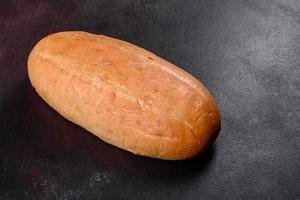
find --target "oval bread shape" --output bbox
[28,31,221,160]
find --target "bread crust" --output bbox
[28,31,221,160]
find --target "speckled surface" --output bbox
[0,0,299,199]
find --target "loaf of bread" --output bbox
[28,31,220,160]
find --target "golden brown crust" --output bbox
[28,31,221,160]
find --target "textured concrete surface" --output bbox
[0,0,299,199]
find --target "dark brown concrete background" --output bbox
[0,0,299,199]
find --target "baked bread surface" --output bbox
[28,31,221,160]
